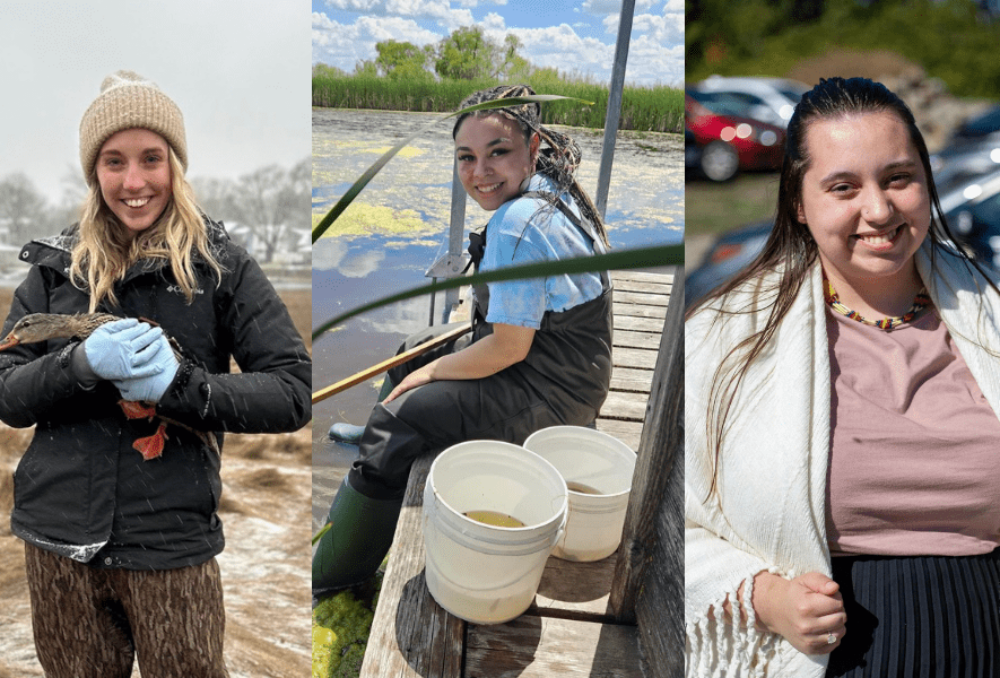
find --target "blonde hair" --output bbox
[70,149,224,312]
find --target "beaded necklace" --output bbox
[823,277,931,331]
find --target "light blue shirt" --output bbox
[478,174,607,330]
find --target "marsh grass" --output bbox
[312,74,683,133]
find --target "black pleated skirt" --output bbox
[826,549,1000,677]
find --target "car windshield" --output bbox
[687,90,758,119]
[776,84,807,102]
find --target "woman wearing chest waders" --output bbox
[0,70,311,677]
[685,77,1000,677]
[313,84,615,592]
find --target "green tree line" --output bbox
[686,0,1000,99]
[312,26,683,134]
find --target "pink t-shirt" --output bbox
[825,305,1000,557]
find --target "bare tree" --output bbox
[0,174,50,245]
[223,158,310,263]
[190,176,235,223]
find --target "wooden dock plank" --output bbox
[609,367,654,393]
[612,347,660,371]
[465,616,643,678]
[614,329,665,351]
[612,303,668,320]
[613,290,671,307]
[530,552,617,620]
[598,392,648,422]
[594,419,643,451]
[614,283,673,299]
[611,270,674,287]
[359,456,463,678]
[614,315,670,333]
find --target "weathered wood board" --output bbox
[465,616,644,678]
[359,456,463,678]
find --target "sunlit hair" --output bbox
[453,84,610,248]
[70,148,224,312]
[689,77,1000,499]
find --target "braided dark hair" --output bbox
[453,84,610,247]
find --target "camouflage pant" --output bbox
[24,543,229,678]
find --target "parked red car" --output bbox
[685,92,785,181]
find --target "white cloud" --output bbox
[324,0,383,11]
[482,11,507,30]
[626,34,683,85]
[322,0,475,30]
[313,12,441,68]
[637,10,683,43]
[582,0,656,15]
[603,9,683,44]
[503,24,615,79]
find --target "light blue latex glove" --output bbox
[113,333,180,403]
[83,319,165,381]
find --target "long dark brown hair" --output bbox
[689,77,1000,498]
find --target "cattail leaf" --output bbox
[311,244,681,340]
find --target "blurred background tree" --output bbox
[0,174,47,245]
[686,0,1000,98]
[375,40,436,81]
[434,27,525,80]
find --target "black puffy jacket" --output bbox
[0,220,311,569]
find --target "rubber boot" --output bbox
[328,423,365,444]
[326,376,395,445]
[312,475,403,593]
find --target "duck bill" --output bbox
[0,334,20,351]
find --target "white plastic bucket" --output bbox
[523,426,636,562]
[422,440,567,624]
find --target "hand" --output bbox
[83,319,165,381]
[752,571,847,655]
[383,361,437,404]
[113,333,180,403]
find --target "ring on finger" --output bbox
[826,633,837,645]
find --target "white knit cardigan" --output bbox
[685,241,1000,677]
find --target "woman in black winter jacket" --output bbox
[0,71,311,677]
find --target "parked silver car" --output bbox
[693,76,810,129]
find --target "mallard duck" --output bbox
[0,312,219,461]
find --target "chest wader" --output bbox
[313,195,613,593]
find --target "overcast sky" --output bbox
[0,0,311,201]
[311,0,683,87]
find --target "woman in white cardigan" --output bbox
[686,77,1000,677]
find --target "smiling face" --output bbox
[796,111,931,306]
[454,114,539,211]
[95,128,173,237]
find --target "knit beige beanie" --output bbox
[79,70,187,184]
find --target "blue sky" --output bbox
[312,0,683,86]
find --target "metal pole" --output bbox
[438,159,467,325]
[445,160,467,323]
[595,0,635,220]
